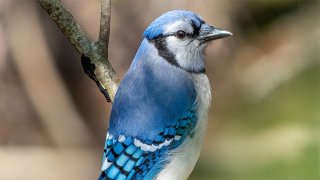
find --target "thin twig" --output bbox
[38,0,119,102]
[98,0,111,56]
[38,0,92,55]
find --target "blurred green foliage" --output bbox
[231,65,319,132]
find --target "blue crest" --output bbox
[143,10,205,39]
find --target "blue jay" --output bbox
[99,10,232,180]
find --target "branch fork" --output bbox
[38,0,118,102]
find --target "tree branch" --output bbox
[38,0,118,102]
[98,0,111,55]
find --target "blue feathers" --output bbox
[98,34,199,179]
[98,9,222,180]
[100,109,197,180]
[143,10,204,40]
[99,136,146,180]
[108,40,197,143]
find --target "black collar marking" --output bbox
[148,37,205,74]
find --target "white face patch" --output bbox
[161,20,206,73]
[166,35,205,73]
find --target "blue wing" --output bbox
[99,109,197,180]
[99,40,198,179]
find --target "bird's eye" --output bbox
[176,30,186,39]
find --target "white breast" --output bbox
[156,73,212,180]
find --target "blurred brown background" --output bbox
[0,0,319,179]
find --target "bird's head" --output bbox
[143,10,232,73]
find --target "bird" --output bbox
[98,10,232,180]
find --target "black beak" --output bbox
[199,24,232,42]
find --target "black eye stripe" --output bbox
[160,21,204,39]
[191,19,204,36]
[157,32,196,39]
